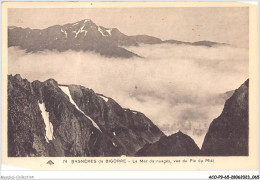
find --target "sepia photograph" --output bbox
[1,1,258,173]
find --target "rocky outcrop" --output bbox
[201,80,249,156]
[8,74,164,157]
[136,131,200,156]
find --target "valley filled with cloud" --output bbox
[8,43,248,147]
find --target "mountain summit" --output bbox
[8,19,139,58]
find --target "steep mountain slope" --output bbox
[8,19,225,58]
[8,74,164,157]
[136,131,200,156]
[201,79,249,156]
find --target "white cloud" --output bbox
[8,43,248,148]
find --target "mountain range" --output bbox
[8,19,227,58]
[8,74,248,157]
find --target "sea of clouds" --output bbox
[8,43,248,147]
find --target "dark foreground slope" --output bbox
[136,131,200,156]
[201,80,249,156]
[8,74,164,157]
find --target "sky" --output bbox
[8,7,248,48]
[8,7,249,147]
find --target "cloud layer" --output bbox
[8,44,248,147]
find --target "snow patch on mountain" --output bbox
[132,111,137,114]
[98,26,107,37]
[72,24,88,38]
[59,86,102,132]
[38,101,54,143]
[61,29,67,38]
[98,95,109,102]
[106,29,112,36]
[45,136,49,143]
